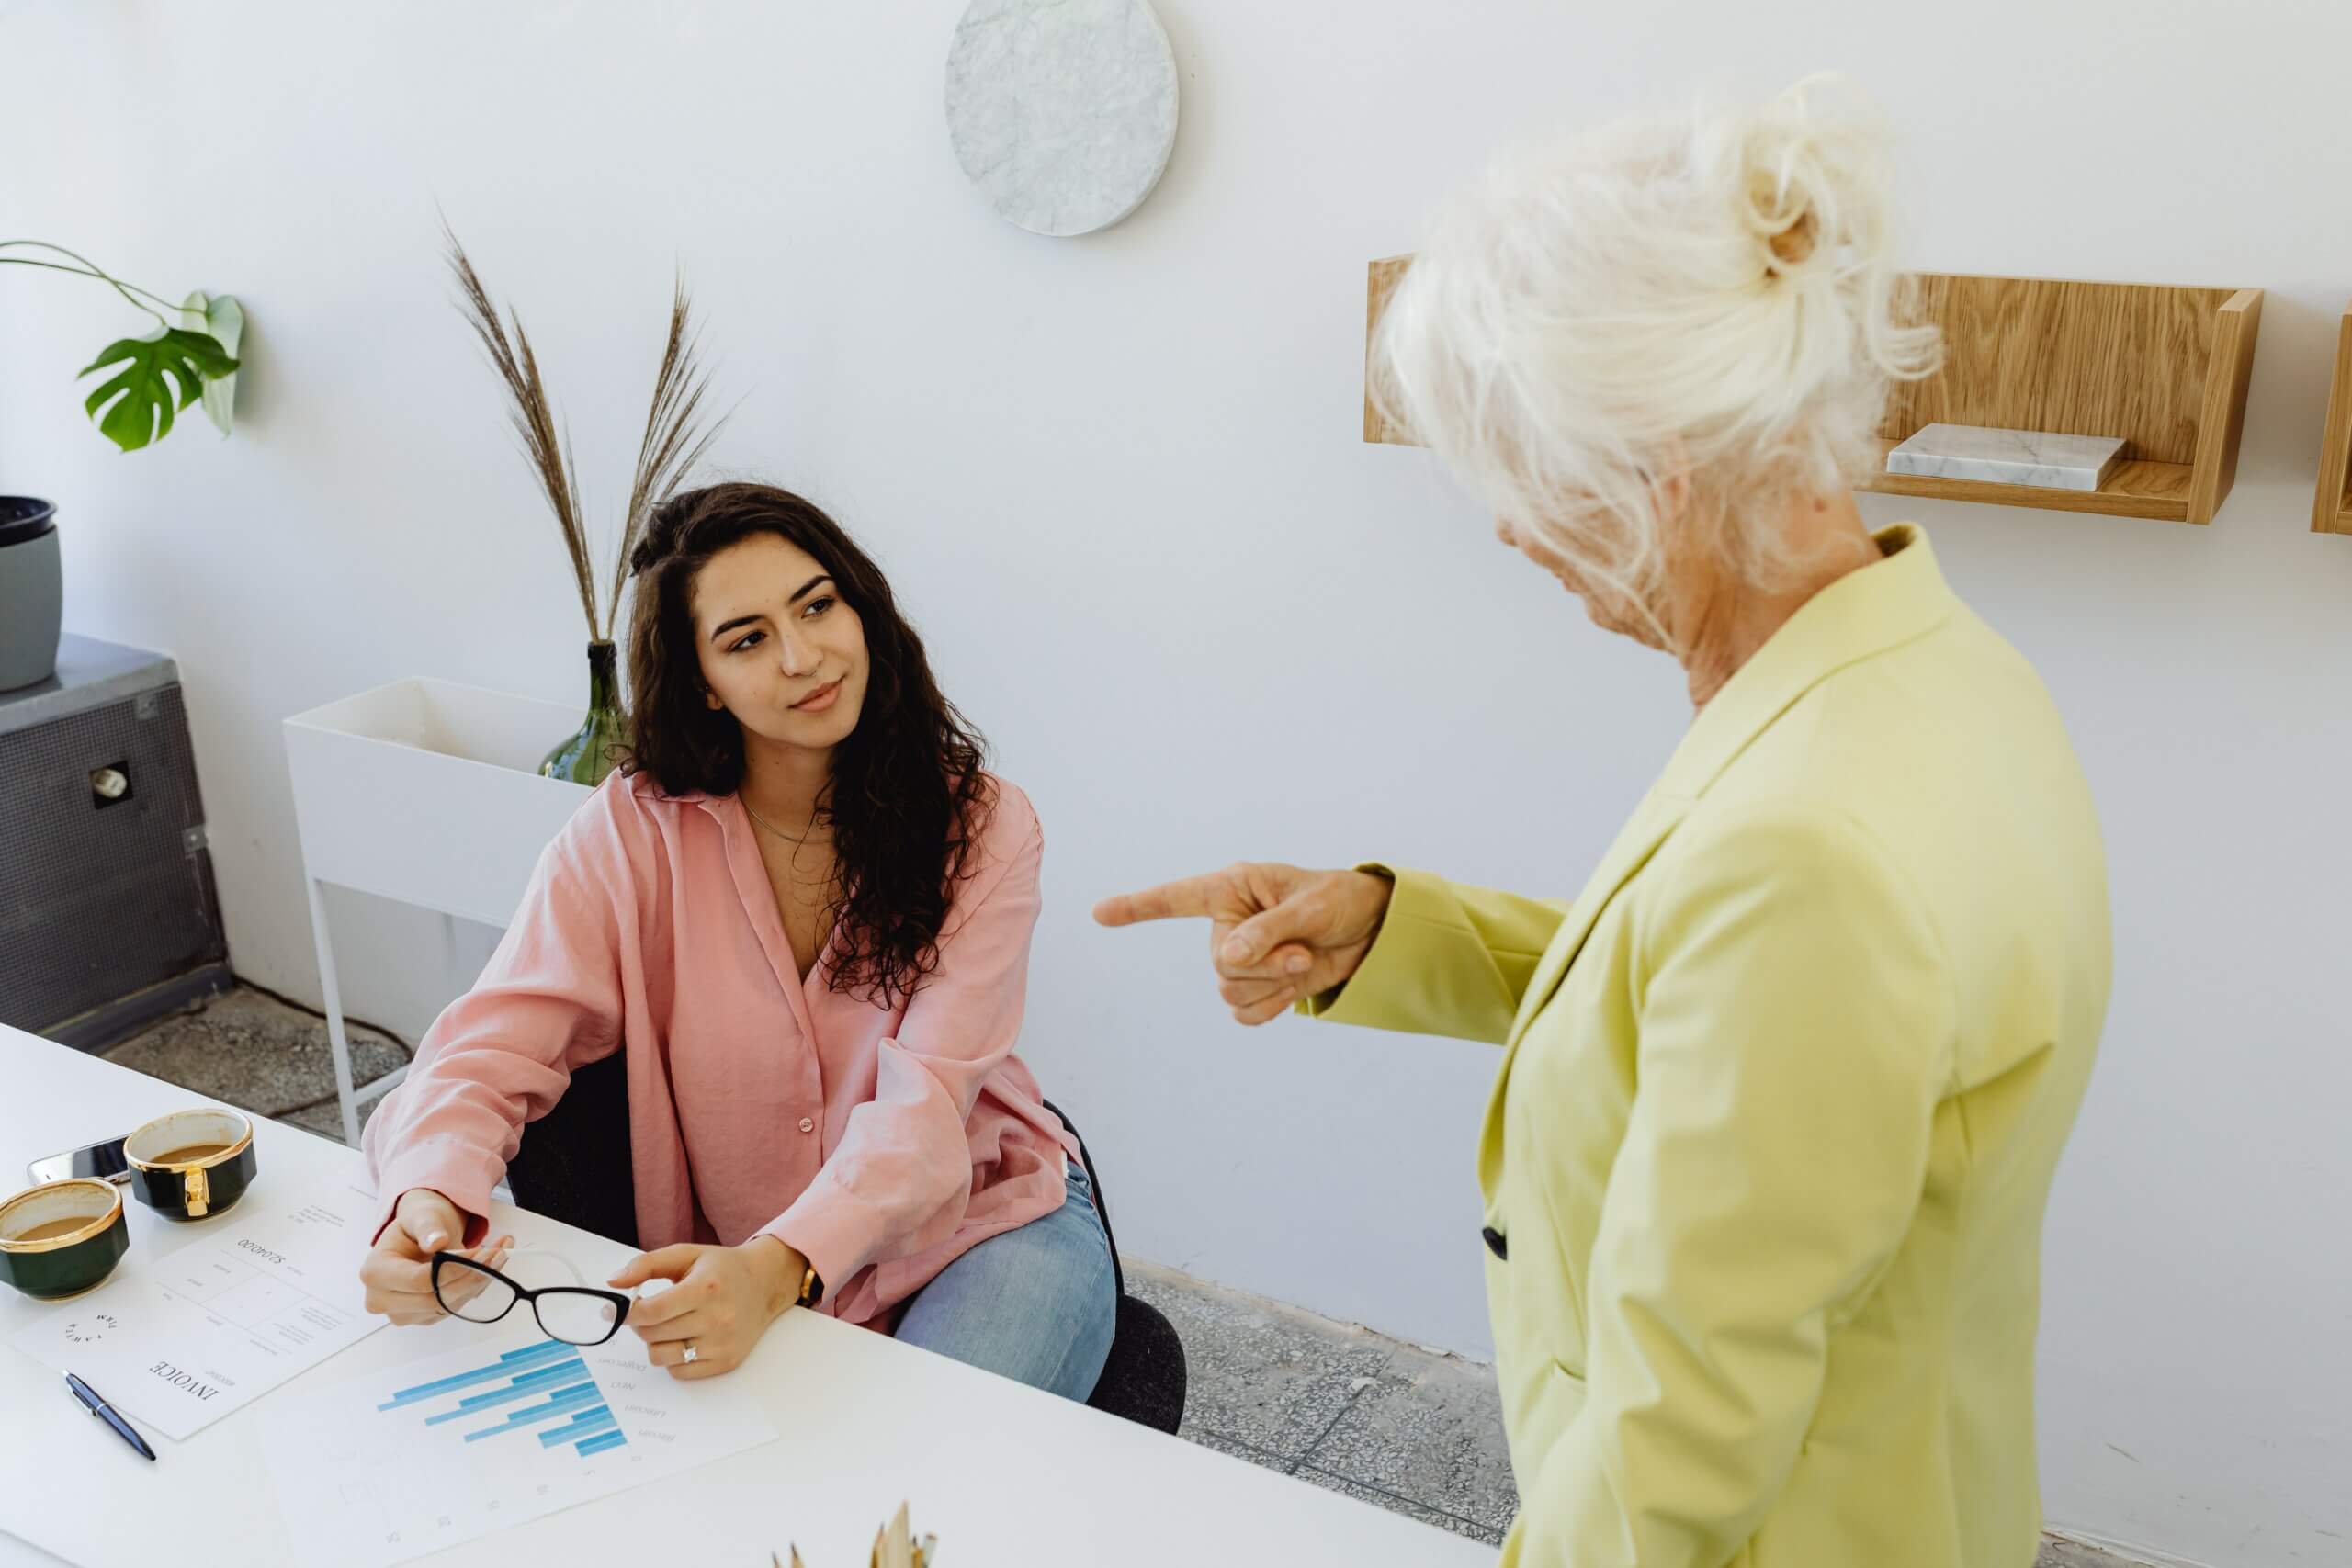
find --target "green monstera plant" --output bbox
[0,241,244,451]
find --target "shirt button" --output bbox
[798,1117,815,1134]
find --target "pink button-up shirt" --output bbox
[361,769,1078,1330]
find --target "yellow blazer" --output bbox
[1309,526,2110,1568]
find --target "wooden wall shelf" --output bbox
[1868,274,2261,525]
[1363,254,1414,446]
[2312,303,2352,535]
[1363,260,2264,525]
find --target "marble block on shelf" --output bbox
[1885,423,2126,491]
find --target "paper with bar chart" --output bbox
[258,1322,776,1566]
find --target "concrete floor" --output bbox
[1124,1265,2143,1567]
[102,986,2144,1564]
[1124,1259,1517,1544]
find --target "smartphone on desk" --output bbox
[27,1134,130,1186]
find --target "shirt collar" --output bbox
[622,768,728,817]
[1654,523,1957,802]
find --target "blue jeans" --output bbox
[891,1163,1117,1403]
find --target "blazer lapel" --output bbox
[1476,524,1962,1200]
[1508,790,1688,1048]
[1478,788,1688,1195]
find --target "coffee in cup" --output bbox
[0,1179,130,1300]
[125,1108,257,1221]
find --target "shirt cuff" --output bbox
[1296,863,1432,1025]
[368,1140,503,1248]
[758,1182,874,1308]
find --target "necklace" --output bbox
[743,796,827,846]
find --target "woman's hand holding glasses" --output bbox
[606,1236,808,1380]
[358,1190,802,1378]
[360,1187,515,1325]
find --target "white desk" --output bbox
[0,1024,1491,1567]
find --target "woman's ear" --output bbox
[1647,439,1694,529]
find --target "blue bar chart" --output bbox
[374,1339,630,1458]
[263,1323,776,1568]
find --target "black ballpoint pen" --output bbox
[65,1371,157,1461]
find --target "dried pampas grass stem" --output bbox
[616,279,726,637]
[444,223,730,642]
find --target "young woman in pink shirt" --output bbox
[356,482,1116,1399]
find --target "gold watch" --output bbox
[796,1262,824,1309]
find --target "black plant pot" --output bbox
[0,497,62,693]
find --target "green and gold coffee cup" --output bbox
[126,1108,257,1222]
[0,1179,130,1300]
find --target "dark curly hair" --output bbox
[620,482,992,1009]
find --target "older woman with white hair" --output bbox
[1099,79,2111,1568]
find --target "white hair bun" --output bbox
[1735,74,1890,286]
[1372,73,1940,609]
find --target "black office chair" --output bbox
[503,1053,1187,1434]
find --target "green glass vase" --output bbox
[540,639,630,785]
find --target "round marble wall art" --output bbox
[944,0,1180,238]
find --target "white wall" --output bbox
[6,3,2349,1562]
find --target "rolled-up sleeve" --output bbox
[760,798,1044,1296]
[361,818,629,1248]
[1505,802,1955,1568]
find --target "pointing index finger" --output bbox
[1092,873,1229,928]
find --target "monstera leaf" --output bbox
[78,326,240,452]
[181,291,245,437]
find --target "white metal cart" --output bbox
[282,677,592,1145]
